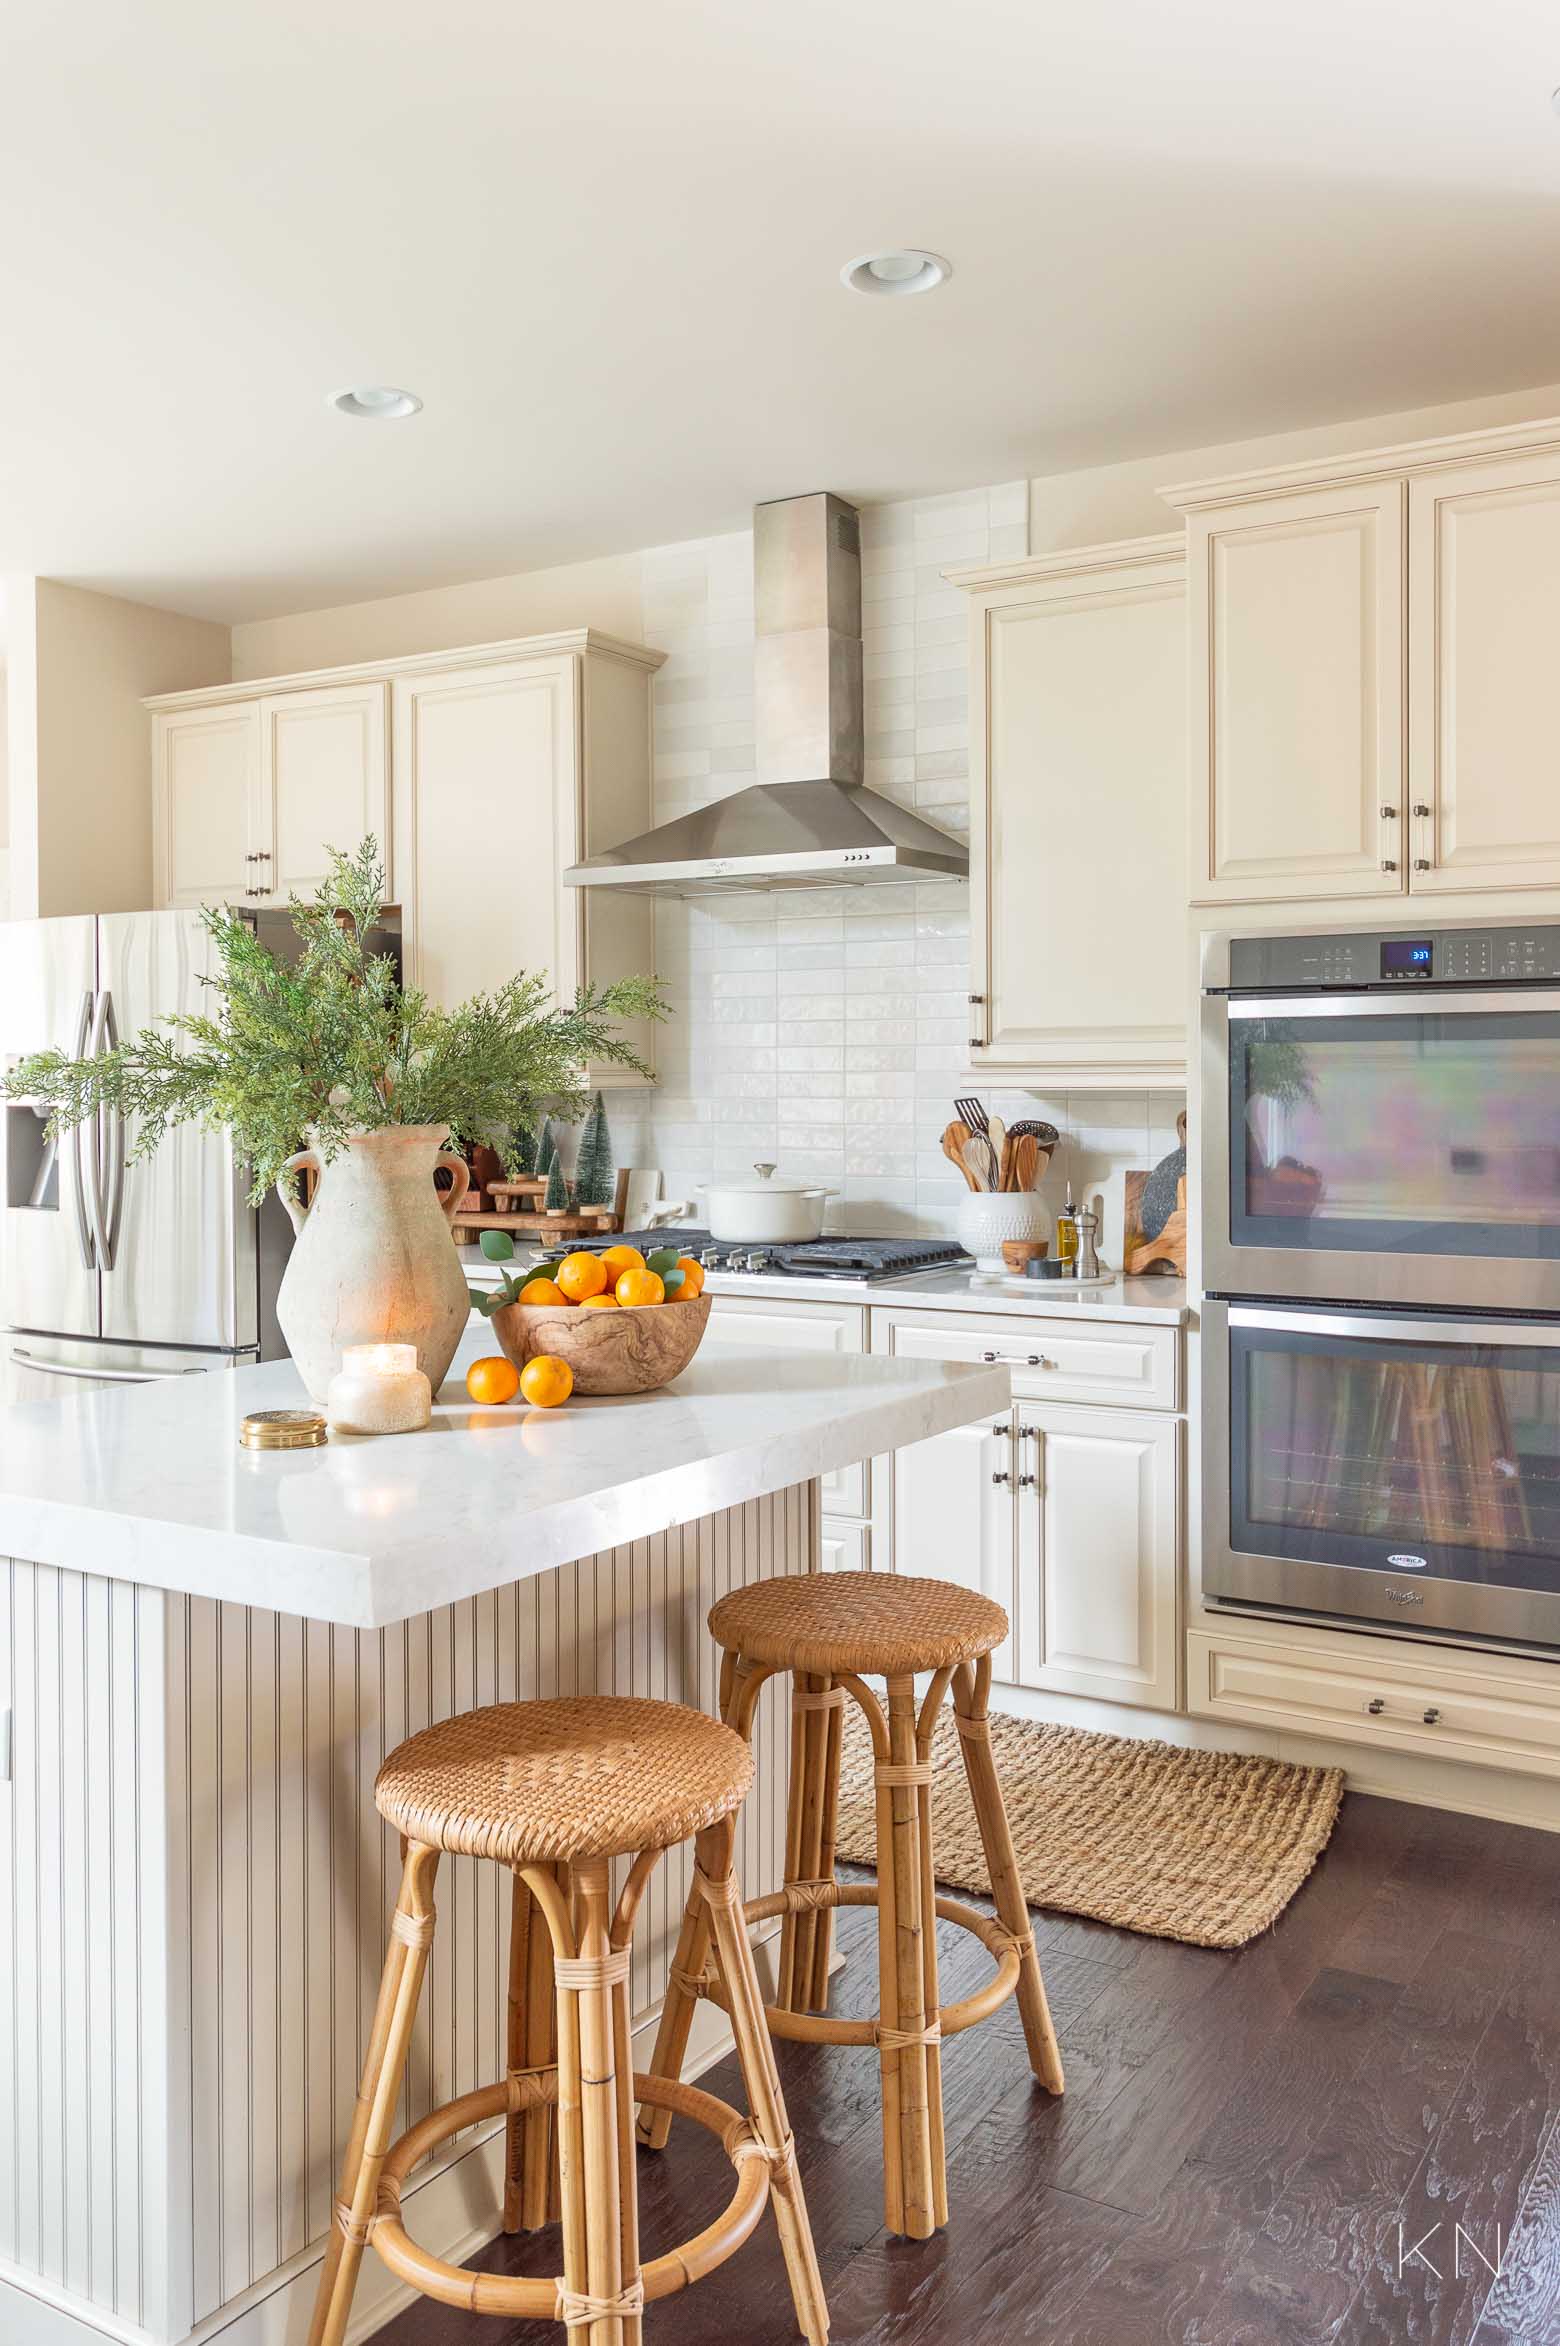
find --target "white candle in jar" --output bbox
[325,1342,433,1435]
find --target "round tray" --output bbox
[968,1269,1116,1294]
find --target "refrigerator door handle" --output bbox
[82,991,116,1270]
[8,1344,161,1384]
[95,989,126,1269]
[68,988,97,1273]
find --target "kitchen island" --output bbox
[0,1332,1009,2346]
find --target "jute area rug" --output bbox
[832,1703,1345,1951]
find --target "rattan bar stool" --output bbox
[308,1695,829,2346]
[640,1572,1064,2242]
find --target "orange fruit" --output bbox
[556,1250,609,1302]
[598,1244,645,1283]
[673,1257,705,1298]
[580,1292,619,1309]
[465,1354,521,1406]
[517,1276,567,1307]
[519,1354,574,1408]
[615,1268,665,1309]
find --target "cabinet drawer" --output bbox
[875,1308,1180,1410]
[706,1296,868,1516]
[1188,1628,1560,1778]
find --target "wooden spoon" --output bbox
[998,1132,1017,1192]
[942,1121,980,1191]
[987,1115,1007,1179]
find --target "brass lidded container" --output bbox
[239,1408,328,1452]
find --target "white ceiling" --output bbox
[6,0,1560,622]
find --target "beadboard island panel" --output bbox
[0,1489,807,2345]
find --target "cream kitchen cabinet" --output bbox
[152,684,387,908]
[872,1304,1184,1712]
[147,630,661,1078]
[1179,480,1406,905]
[1168,415,1560,907]
[257,681,389,899]
[950,538,1188,1088]
[1407,450,1560,894]
[150,702,261,907]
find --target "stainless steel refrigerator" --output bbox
[0,908,259,1396]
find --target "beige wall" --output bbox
[1027,377,1560,553]
[6,578,230,918]
[229,549,644,679]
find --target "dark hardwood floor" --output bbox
[378,1795,1560,2344]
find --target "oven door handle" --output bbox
[1226,988,1560,1021]
[1226,1303,1560,1350]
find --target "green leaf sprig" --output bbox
[1,841,667,1205]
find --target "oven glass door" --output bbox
[1228,996,1560,1265]
[1230,1308,1560,1606]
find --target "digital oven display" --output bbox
[1381,938,1434,979]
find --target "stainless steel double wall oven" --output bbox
[1202,920,1560,1653]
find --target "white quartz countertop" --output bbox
[0,1331,1011,1628]
[465,1249,1189,1325]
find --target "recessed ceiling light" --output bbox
[329,385,422,420]
[840,249,951,298]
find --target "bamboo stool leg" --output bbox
[634,1852,714,2153]
[696,1821,830,2346]
[874,1673,939,2241]
[636,1649,774,2152]
[916,1671,953,2232]
[779,1674,844,2014]
[562,1855,640,2346]
[952,1656,1064,2095]
[503,1865,560,2232]
[307,1842,439,2346]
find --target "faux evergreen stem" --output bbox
[0,841,666,1204]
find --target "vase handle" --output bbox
[277,1147,322,1236]
[436,1153,472,1222]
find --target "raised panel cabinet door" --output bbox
[891,1415,1016,1681]
[1408,454,1560,893]
[393,658,580,1010]
[970,544,1187,1086]
[1188,481,1406,903]
[1017,1405,1180,1708]
[259,683,390,901]
[152,704,261,908]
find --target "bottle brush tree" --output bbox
[574,1090,615,1208]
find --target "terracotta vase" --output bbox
[275,1125,472,1403]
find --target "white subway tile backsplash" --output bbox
[630,485,1179,1236]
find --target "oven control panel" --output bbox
[1226,923,1560,990]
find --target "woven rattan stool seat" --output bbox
[708,1569,1007,1678]
[374,1696,753,1864]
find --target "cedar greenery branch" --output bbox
[0,842,667,1204]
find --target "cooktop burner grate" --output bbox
[593,1229,969,1281]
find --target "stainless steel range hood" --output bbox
[564,491,968,896]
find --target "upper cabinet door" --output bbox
[152,704,261,908]
[1409,454,1560,894]
[1188,481,1406,903]
[392,656,580,1010]
[967,542,1186,1087]
[258,683,390,903]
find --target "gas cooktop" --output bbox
[597,1229,970,1283]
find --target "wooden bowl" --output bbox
[489,1291,713,1396]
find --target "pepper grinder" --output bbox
[1074,1201,1101,1280]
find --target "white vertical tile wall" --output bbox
[609,482,1186,1255]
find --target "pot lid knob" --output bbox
[753,1162,777,1181]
